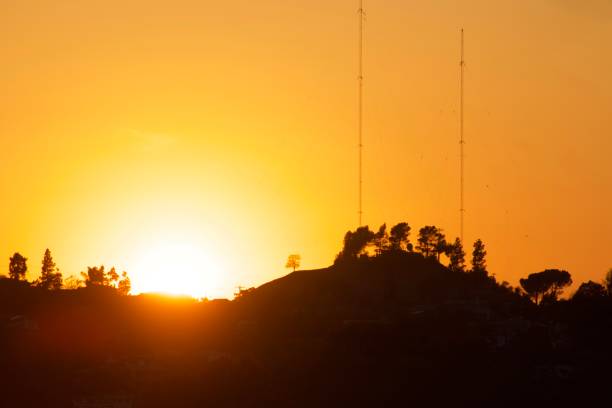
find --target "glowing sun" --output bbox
[131,241,220,299]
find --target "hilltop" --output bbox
[235,250,526,321]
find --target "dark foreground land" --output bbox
[2,252,612,407]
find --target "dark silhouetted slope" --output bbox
[235,251,525,322]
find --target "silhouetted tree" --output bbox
[81,266,106,287]
[336,226,376,261]
[389,222,411,251]
[471,239,487,276]
[520,274,548,305]
[520,269,572,305]
[117,271,131,295]
[416,226,445,259]
[604,268,612,296]
[573,281,606,301]
[373,224,390,255]
[9,253,28,281]
[80,265,131,294]
[286,254,301,272]
[35,249,63,290]
[447,238,466,273]
[545,269,572,301]
[434,235,447,261]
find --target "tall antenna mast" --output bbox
[358,0,365,226]
[459,28,465,243]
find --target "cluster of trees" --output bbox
[3,249,131,295]
[81,266,132,296]
[335,222,488,275]
[334,221,612,307]
[8,250,64,290]
[571,269,612,301]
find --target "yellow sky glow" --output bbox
[1,0,611,298]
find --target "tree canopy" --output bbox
[471,239,487,276]
[286,254,301,272]
[9,252,28,281]
[373,224,390,255]
[573,280,606,301]
[416,226,446,260]
[81,265,131,295]
[389,222,411,251]
[337,223,416,261]
[520,269,572,305]
[82,266,107,287]
[447,238,466,273]
[336,226,376,261]
[35,249,63,290]
[117,271,131,296]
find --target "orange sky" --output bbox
[1,0,611,298]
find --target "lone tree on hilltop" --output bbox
[36,249,63,290]
[286,254,301,272]
[520,269,572,305]
[389,222,411,251]
[470,239,487,276]
[9,252,28,281]
[416,226,446,260]
[447,238,466,273]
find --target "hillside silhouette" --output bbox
[235,251,523,320]
[1,224,612,407]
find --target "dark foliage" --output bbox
[81,266,131,294]
[520,269,572,305]
[471,239,487,276]
[335,226,376,261]
[416,225,446,260]
[9,252,28,281]
[35,249,63,290]
[389,222,411,251]
[573,281,606,301]
[447,237,466,273]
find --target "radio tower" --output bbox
[358,0,365,226]
[459,28,465,243]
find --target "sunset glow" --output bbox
[130,241,221,298]
[3,1,612,406]
[0,0,611,298]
